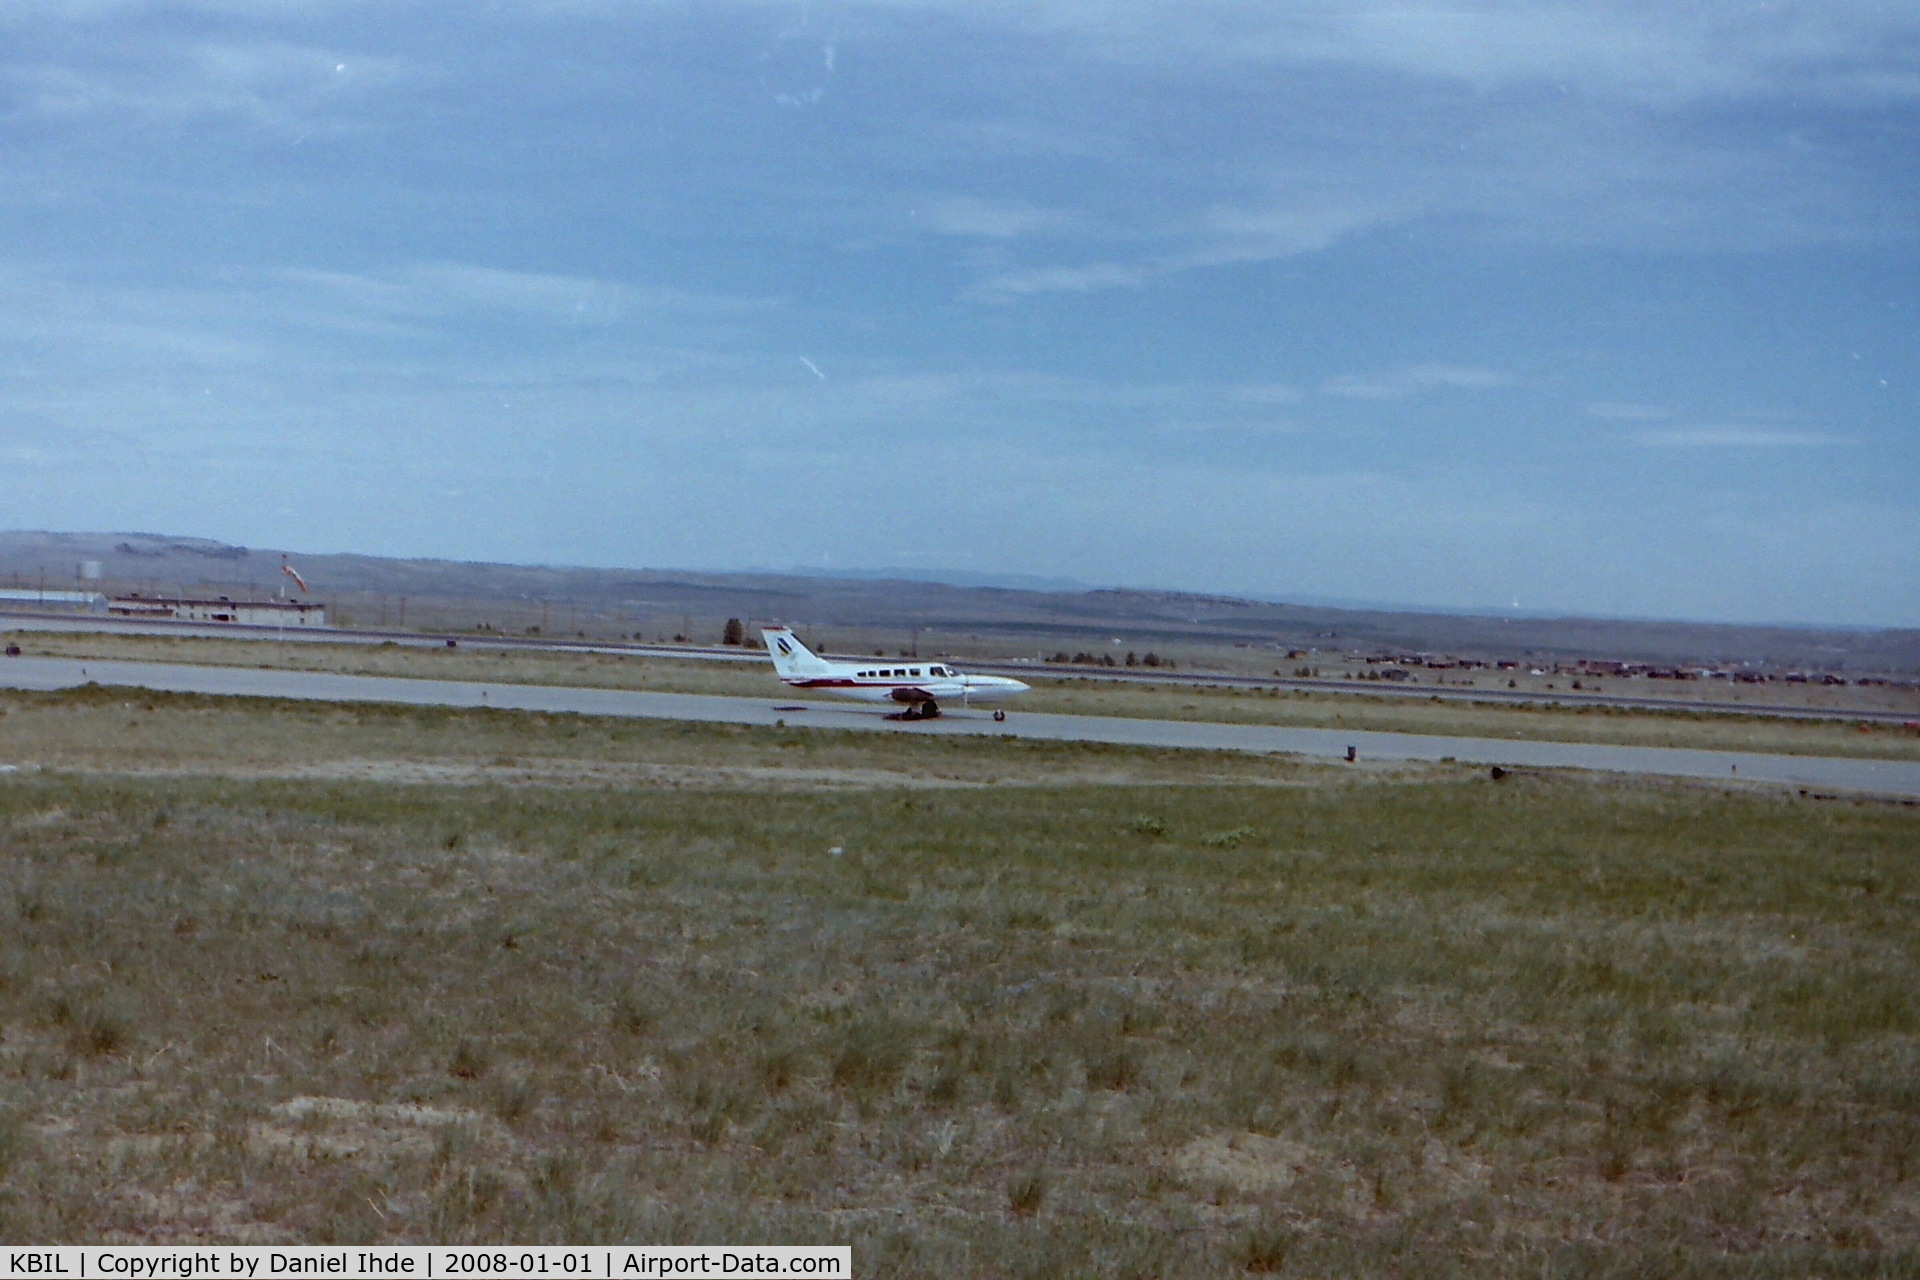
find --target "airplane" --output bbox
[761,626,1030,720]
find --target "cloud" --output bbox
[1628,427,1846,448]
[957,198,1403,303]
[1322,365,1516,399]
[962,261,1147,302]
[1402,363,1516,389]
[895,1,1920,108]
[919,195,1074,239]
[1197,200,1393,259]
[1320,374,1404,401]
[389,263,633,325]
[1586,401,1673,421]
[2,36,404,135]
[272,263,773,336]
[914,5,1919,308]
[1226,384,1302,405]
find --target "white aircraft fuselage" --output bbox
[762,626,1029,718]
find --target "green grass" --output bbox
[0,694,1917,1273]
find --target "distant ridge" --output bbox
[757,566,1092,594]
[1,530,1914,672]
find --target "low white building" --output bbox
[0,588,106,613]
[108,596,327,627]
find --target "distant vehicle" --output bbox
[761,626,1029,720]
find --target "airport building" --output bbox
[0,588,107,613]
[107,595,328,627]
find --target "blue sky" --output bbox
[0,1,1914,624]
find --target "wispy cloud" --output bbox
[962,261,1147,302]
[1320,374,1404,401]
[274,263,773,333]
[2,37,403,134]
[1629,427,1846,448]
[905,1,1920,107]
[1226,384,1302,405]
[919,196,1074,239]
[958,199,1398,303]
[1322,364,1516,399]
[1587,401,1673,421]
[1403,363,1516,390]
[1196,200,1393,260]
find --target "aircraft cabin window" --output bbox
[911,668,922,676]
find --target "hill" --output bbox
[2,530,1914,673]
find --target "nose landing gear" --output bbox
[993,709,1007,722]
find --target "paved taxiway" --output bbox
[3,612,1915,724]
[2,655,1916,799]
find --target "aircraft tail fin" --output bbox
[761,626,832,680]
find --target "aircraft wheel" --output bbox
[993,709,1006,722]
[922,700,940,718]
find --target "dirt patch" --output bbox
[253,1095,504,1162]
[1173,1131,1325,1197]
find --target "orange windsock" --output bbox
[282,564,308,592]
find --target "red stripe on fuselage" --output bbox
[788,678,933,692]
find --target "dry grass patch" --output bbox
[0,685,1340,791]
[0,701,1916,1274]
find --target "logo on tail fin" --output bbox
[761,626,829,681]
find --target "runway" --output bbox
[3,655,1917,799]
[6,611,1915,724]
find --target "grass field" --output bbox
[8,629,1920,763]
[2,687,1917,1273]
